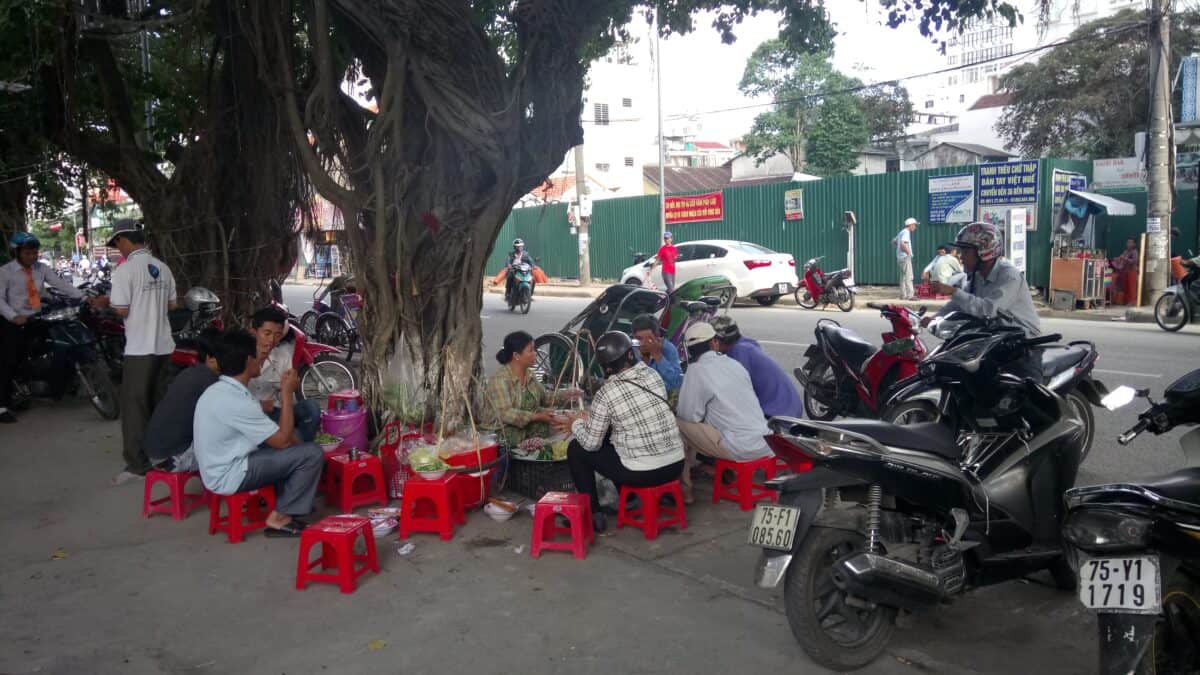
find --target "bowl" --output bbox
[319,439,343,454]
[484,503,515,522]
[415,469,447,480]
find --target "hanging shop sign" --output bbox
[665,191,724,224]
[783,189,804,221]
[1052,169,1088,213]
[927,174,975,223]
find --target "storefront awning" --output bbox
[1066,189,1136,216]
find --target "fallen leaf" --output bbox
[50,549,68,560]
[367,640,387,652]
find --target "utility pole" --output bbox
[572,145,591,286]
[1145,0,1173,304]
[655,8,666,236]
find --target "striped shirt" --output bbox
[571,362,684,471]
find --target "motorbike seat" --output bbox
[1131,467,1200,506]
[819,324,878,372]
[698,296,722,307]
[1041,346,1088,379]
[683,301,710,314]
[819,419,961,461]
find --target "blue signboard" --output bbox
[928,174,975,223]
[977,160,1039,206]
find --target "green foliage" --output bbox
[806,93,870,176]
[997,8,1200,158]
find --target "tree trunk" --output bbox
[0,175,30,246]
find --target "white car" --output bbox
[620,239,798,306]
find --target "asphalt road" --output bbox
[282,284,1200,488]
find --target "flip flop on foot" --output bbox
[264,520,306,538]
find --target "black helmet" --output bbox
[595,331,634,371]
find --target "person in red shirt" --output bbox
[652,231,679,295]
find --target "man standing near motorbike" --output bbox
[107,220,177,485]
[0,233,91,424]
[504,238,535,303]
[923,222,1042,378]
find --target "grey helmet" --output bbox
[513,238,525,250]
[183,286,221,313]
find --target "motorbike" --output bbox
[754,326,1089,671]
[794,256,856,312]
[793,303,933,423]
[1062,372,1200,675]
[297,276,362,361]
[506,261,535,314]
[1154,252,1200,332]
[75,278,126,380]
[629,248,650,266]
[12,299,120,420]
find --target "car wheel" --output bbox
[755,294,781,307]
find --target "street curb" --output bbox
[1124,308,1157,324]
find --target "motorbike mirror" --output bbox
[918,306,928,317]
[1101,385,1139,411]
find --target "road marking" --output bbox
[1094,369,1161,378]
[757,340,810,348]
[480,315,491,319]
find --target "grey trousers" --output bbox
[661,272,676,295]
[897,257,915,299]
[121,354,170,474]
[237,442,324,516]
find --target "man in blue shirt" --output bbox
[710,316,803,419]
[193,330,324,537]
[631,314,682,394]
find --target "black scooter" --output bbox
[12,299,120,420]
[1063,371,1200,675]
[753,326,1089,671]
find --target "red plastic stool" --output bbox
[616,481,688,540]
[142,470,208,520]
[295,515,380,594]
[530,492,595,560]
[712,456,789,511]
[323,452,388,512]
[208,486,277,543]
[398,475,465,541]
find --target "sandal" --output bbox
[264,520,306,538]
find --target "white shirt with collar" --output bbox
[110,248,176,356]
[248,341,296,406]
[0,260,83,321]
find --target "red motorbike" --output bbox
[793,302,936,423]
[793,256,856,312]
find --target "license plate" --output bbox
[1078,555,1161,614]
[748,504,801,551]
[776,282,790,294]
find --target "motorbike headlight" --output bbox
[1063,509,1153,552]
[41,306,80,322]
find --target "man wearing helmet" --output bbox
[0,232,88,423]
[553,331,685,532]
[709,315,802,419]
[504,238,535,304]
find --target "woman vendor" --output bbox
[1109,238,1140,305]
[484,331,565,447]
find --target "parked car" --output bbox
[619,240,798,306]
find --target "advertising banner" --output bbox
[977,160,1039,207]
[784,189,804,221]
[927,174,975,223]
[1092,158,1146,192]
[665,191,724,224]
[1052,169,1088,213]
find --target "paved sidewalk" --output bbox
[0,401,1098,674]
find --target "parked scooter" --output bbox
[506,260,535,314]
[755,325,1088,671]
[1062,373,1200,675]
[76,278,125,380]
[12,299,120,420]
[794,256,855,312]
[1154,252,1200,332]
[793,303,932,423]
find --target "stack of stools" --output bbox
[142,470,208,520]
[295,515,380,594]
[712,456,791,511]
[323,452,388,512]
[616,481,688,540]
[530,492,595,560]
[398,475,465,541]
[208,486,276,543]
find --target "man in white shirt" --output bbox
[106,220,177,485]
[194,329,323,537]
[248,306,321,441]
[0,232,92,423]
[675,322,773,504]
[894,217,918,300]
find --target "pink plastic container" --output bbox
[321,407,368,455]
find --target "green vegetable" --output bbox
[316,433,342,444]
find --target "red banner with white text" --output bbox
[665,191,723,224]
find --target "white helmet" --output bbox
[184,286,221,312]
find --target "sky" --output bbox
[653,5,949,143]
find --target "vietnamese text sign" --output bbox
[1009,209,1028,275]
[665,191,724,224]
[977,160,1039,206]
[927,174,975,223]
[1093,158,1146,192]
[784,189,804,221]
[1052,170,1088,213]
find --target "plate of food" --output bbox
[511,434,571,462]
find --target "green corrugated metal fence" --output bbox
[492,158,1198,289]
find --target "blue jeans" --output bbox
[268,399,321,443]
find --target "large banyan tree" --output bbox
[8,0,1021,419]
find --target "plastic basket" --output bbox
[506,458,575,500]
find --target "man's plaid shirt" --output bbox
[571,362,684,471]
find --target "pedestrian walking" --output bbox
[107,219,177,485]
[651,231,679,295]
[894,217,918,300]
